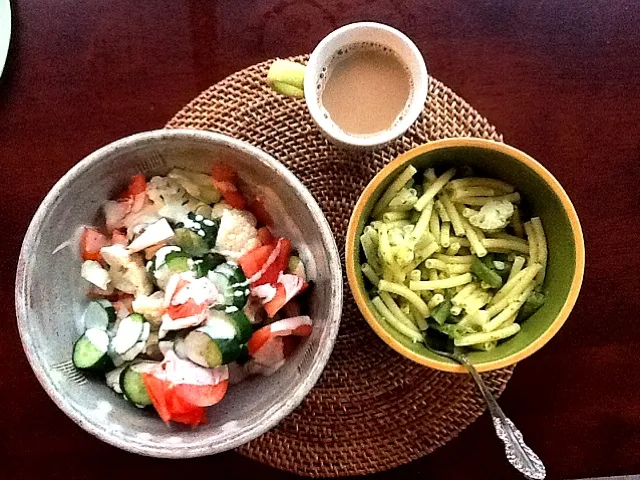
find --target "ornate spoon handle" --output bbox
[462,356,546,480]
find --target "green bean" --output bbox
[470,256,503,288]
[431,299,452,325]
[516,290,546,323]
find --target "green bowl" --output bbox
[345,138,585,372]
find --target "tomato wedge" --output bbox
[111,229,128,246]
[142,374,172,422]
[174,381,229,407]
[171,409,208,426]
[142,374,207,426]
[257,226,276,246]
[254,238,292,286]
[80,227,109,261]
[211,165,246,209]
[119,174,147,199]
[247,326,273,357]
[248,197,273,227]
[211,165,238,183]
[263,284,287,318]
[167,299,207,319]
[238,244,276,278]
[248,316,313,356]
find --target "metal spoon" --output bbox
[423,336,546,480]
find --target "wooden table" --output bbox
[2,1,639,478]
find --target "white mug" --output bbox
[304,22,429,149]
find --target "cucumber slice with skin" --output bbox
[184,310,253,367]
[153,246,183,270]
[175,212,220,252]
[120,362,156,407]
[208,262,250,313]
[106,364,128,393]
[111,314,145,354]
[83,301,110,331]
[173,336,188,359]
[194,253,226,278]
[174,228,209,257]
[204,312,237,339]
[236,344,250,365]
[229,311,252,344]
[73,328,113,372]
[95,299,117,323]
[184,329,242,367]
[164,251,192,273]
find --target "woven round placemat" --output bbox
[167,55,513,477]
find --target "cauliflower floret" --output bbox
[468,199,515,231]
[214,208,259,259]
[210,201,232,219]
[146,176,200,223]
[80,260,111,290]
[100,244,153,296]
[132,291,165,326]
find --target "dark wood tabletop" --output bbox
[2,1,640,479]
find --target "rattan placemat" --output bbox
[167,55,513,477]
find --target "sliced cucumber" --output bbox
[183,310,253,367]
[228,311,252,344]
[83,301,110,331]
[164,250,192,273]
[73,328,113,372]
[111,314,145,354]
[288,255,307,280]
[174,228,209,256]
[120,362,157,407]
[236,344,250,365]
[173,335,188,359]
[106,364,128,393]
[153,245,182,269]
[194,253,226,278]
[95,299,117,323]
[208,262,250,313]
[184,328,242,367]
[175,212,220,253]
[204,311,237,339]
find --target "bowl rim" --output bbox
[15,128,343,457]
[345,137,585,373]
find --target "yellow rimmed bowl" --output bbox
[346,138,585,373]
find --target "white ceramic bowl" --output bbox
[304,22,429,149]
[15,129,343,457]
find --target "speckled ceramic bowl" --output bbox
[346,138,584,373]
[15,129,342,457]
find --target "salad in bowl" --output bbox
[17,130,341,456]
[75,165,313,426]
